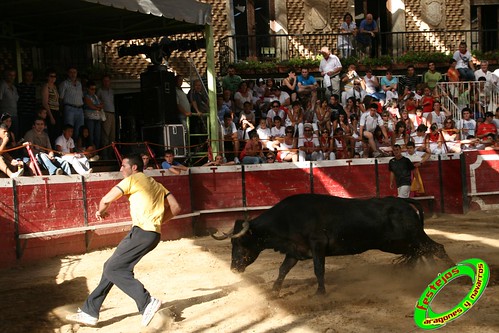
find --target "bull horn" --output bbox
[209,227,233,241]
[230,221,250,239]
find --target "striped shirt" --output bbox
[59,79,83,106]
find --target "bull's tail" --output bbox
[403,198,425,227]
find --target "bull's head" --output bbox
[210,219,260,273]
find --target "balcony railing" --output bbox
[219,29,498,72]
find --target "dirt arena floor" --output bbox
[1,210,498,333]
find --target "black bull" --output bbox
[211,194,453,294]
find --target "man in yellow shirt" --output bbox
[67,154,181,327]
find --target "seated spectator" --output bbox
[240,130,264,164]
[411,124,430,154]
[203,154,235,166]
[380,70,398,102]
[476,112,497,141]
[341,64,366,105]
[24,118,71,175]
[441,118,461,153]
[256,118,274,150]
[285,100,304,137]
[348,113,364,157]
[315,99,331,133]
[296,68,318,106]
[426,100,451,129]
[76,125,99,161]
[385,99,400,123]
[0,123,24,178]
[281,68,298,102]
[360,103,388,157]
[331,127,348,160]
[453,41,475,81]
[380,111,395,133]
[456,107,476,138]
[270,116,286,141]
[319,128,333,160]
[412,106,429,129]
[270,86,291,108]
[399,65,420,95]
[332,112,351,137]
[329,94,346,121]
[265,152,276,163]
[428,123,444,154]
[217,94,231,122]
[423,62,443,92]
[400,110,415,134]
[141,153,156,170]
[234,81,253,115]
[420,86,435,116]
[275,126,298,162]
[298,123,322,162]
[161,149,188,175]
[222,114,240,163]
[392,121,409,151]
[239,101,256,127]
[55,124,92,175]
[363,69,383,100]
[266,101,286,128]
[1,113,17,147]
[403,141,430,166]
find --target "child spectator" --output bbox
[55,124,92,175]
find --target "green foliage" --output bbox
[359,55,392,68]
[232,60,277,73]
[472,49,499,61]
[278,57,320,69]
[397,51,451,65]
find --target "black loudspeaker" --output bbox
[115,92,141,143]
[140,66,178,125]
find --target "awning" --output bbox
[0,0,212,45]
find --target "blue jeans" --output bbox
[85,118,101,148]
[64,106,84,139]
[242,156,263,164]
[458,68,475,81]
[37,153,71,175]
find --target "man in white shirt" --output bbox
[456,107,476,139]
[55,124,92,175]
[298,123,323,162]
[474,61,498,91]
[319,46,342,97]
[360,103,389,157]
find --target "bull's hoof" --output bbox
[315,288,326,296]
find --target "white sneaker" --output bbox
[234,157,240,164]
[10,168,24,178]
[66,308,98,326]
[55,168,63,175]
[373,151,382,158]
[142,297,161,327]
[89,155,100,162]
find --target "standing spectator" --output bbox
[453,41,475,81]
[66,154,181,328]
[296,68,318,106]
[83,81,103,149]
[389,144,415,198]
[298,123,322,162]
[97,75,115,156]
[380,70,399,102]
[175,74,191,133]
[222,65,242,96]
[319,46,343,97]
[161,149,188,174]
[55,124,92,175]
[41,68,61,144]
[0,68,19,138]
[357,13,378,58]
[59,66,84,139]
[24,118,71,175]
[423,62,443,92]
[16,69,37,137]
[456,107,476,138]
[338,13,357,58]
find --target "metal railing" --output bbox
[219,29,498,72]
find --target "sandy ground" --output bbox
[1,211,498,333]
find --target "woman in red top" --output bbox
[240,130,264,164]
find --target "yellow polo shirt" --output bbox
[116,172,169,233]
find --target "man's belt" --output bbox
[65,103,83,108]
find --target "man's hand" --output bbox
[95,210,109,221]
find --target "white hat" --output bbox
[320,46,330,54]
[304,123,313,129]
